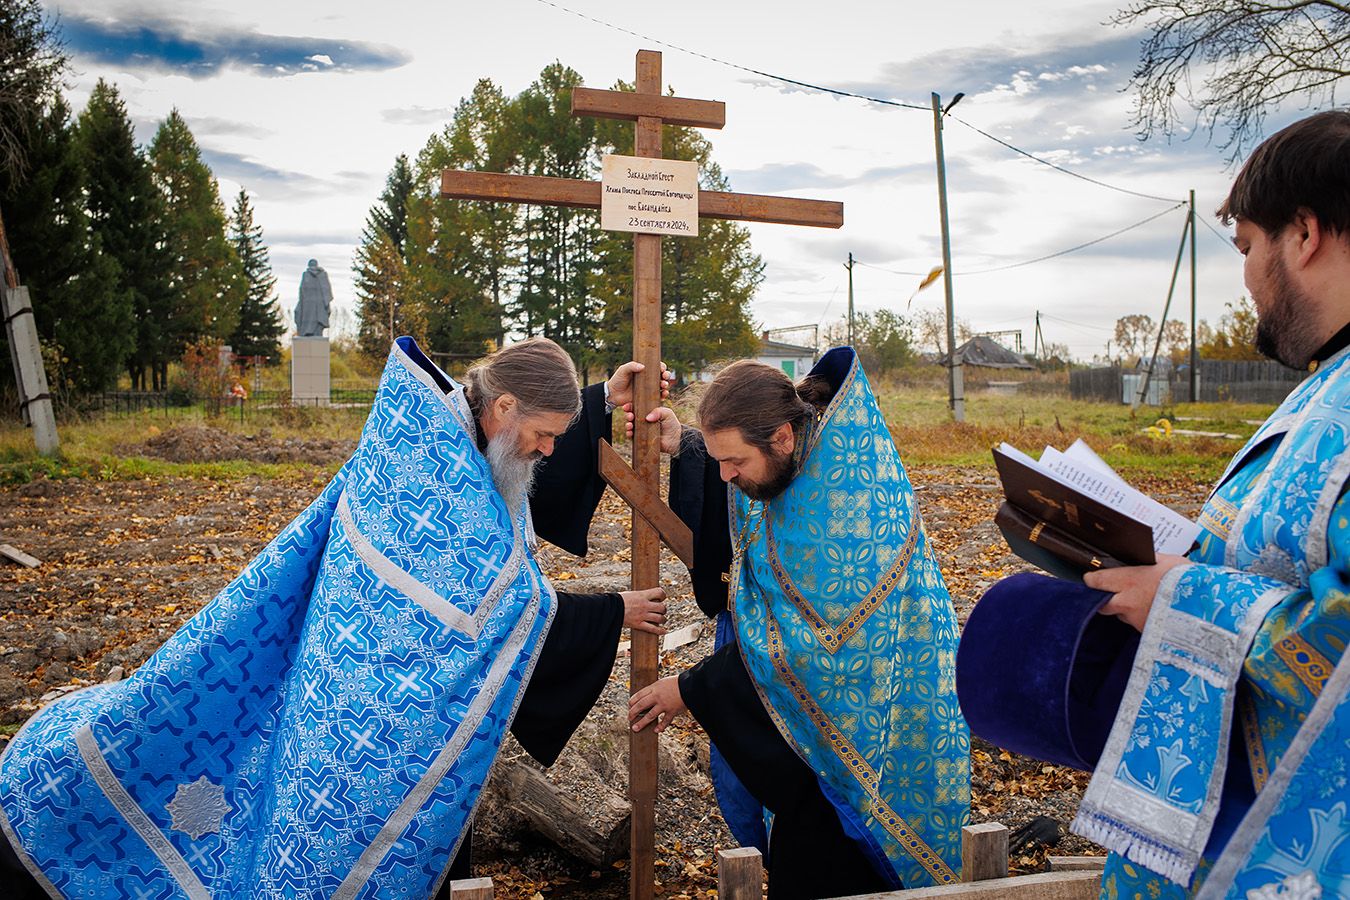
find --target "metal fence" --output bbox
[1070,360,1306,405]
[91,387,379,419]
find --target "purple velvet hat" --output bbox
[956,572,1139,771]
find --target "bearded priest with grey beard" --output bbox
[0,335,668,900]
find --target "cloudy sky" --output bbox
[54,0,1298,359]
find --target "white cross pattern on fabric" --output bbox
[409,507,438,537]
[307,785,337,813]
[349,727,376,752]
[40,771,65,795]
[131,884,157,900]
[394,671,423,694]
[303,679,319,703]
[334,621,360,645]
[99,734,127,762]
[389,403,412,429]
[186,843,211,868]
[276,841,297,870]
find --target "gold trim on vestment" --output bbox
[764,511,921,654]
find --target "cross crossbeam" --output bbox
[440,171,843,228]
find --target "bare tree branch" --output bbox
[1113,0,1349,161]
[0,0,68,181]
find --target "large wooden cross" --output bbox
[441,50,841,899]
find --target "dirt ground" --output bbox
[0,426,1213,897]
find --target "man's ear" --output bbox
[494,393,518,419]
[772,421,795,455]
[1290,208,1325,269]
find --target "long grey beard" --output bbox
[486,432,539,518]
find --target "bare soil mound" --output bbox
[122,425,354,464]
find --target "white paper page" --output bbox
[1035,452,1200,554]
[1063,439,1128,485]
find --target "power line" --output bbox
[853,202,1184,279]
[855,260,932,278]
[949,116,1183,204]
[959,203,1186,275]
[1196,212,1242,255]
[533,0,927,110]
[1039,313,1114,332]
[531,0,1183,206]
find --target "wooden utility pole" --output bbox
[932,92,964,421]
[1189,189,1198,402]
[1134,213,1192,410]
[440,50,842,899]
[846,251,855,346]
[0,208,59,456]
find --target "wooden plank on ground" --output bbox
[1047,856,1107,871]
[961,823,1008,882]
[831,870,1102,899]
[0,544,39,568]
[717,847,763,900]
[449,877,493,900]
[598,439,694,568]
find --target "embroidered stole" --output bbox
[729,349,969,889]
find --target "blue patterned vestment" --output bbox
[1077,345,1350,899]
[728,348,969,889]
[0,338,558,899]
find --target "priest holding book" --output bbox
[959,110,1350,900]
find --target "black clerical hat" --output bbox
[956,572,1140,771]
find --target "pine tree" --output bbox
[513,63,600,370]
[403,79,514,358]
[150,109,243,377]
[76,79,172,390]
[370,154,413,257]
[1,95,131,394]
[353,154,418,357]
[227,189,284,362]
[354,230,422,356]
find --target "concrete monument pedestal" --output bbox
[291,337,330,406]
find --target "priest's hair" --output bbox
[696,360,829,451]
[1218,110,1350,237]
[464,337,581,422]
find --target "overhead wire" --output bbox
[948,116,1183,204]
[532,0,927,110]
[1196,213,1242,255]
[853,202,1185,279]
[958,202,1186,275]
[531,0,1182,204]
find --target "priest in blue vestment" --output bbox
[957,110,1350,900]
[625,352,970,898]
[0,336,668,900]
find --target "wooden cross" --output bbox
[441,49,841,899]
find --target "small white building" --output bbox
[691,336,818,382]
[756,337,817,380]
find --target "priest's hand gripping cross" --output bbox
[440,49,842,900]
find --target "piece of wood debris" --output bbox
[616,622,703,658]
[0,544,40,568]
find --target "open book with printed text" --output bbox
[992,438,1200,582]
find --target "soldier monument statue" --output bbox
[291,259,332,404]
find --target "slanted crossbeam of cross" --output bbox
[440,49,842,900]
